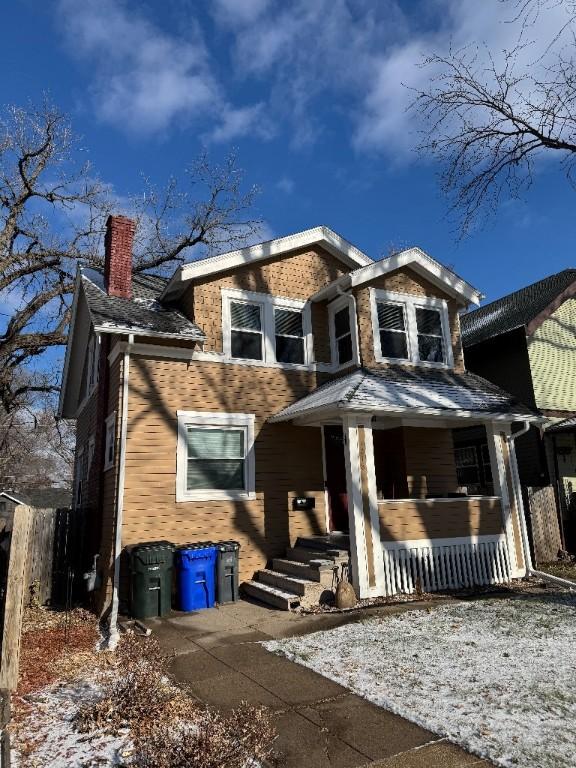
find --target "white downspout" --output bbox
[508,420,576,591]
[108,334,133,648]
[506,421,533,573]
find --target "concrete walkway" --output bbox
[146,599,493,768]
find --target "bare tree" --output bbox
[0,375,75,490]
[411,0,576,234]
[0,101,261,413]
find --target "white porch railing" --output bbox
[381,535,512,596]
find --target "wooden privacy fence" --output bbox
[527,485,562,564]
[24,507,57,605]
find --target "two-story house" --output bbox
[461,270,576,551]
[59,216,538,631]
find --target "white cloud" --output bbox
[56,0,264,139]
[276,176,294,194]
[212,0,270,26]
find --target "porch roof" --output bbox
[546,416,576,433]
[269,366,539,423]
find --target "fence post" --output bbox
[0,504,33,691]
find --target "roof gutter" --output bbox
[107,332,134,649]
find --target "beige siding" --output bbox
[121,356,327,583]
[378,497,503,541]
[403,427,459,498]
[354,268,466,372]
[182,246,349,354]
[528,298,576,412]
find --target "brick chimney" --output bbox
[104,215,135,299]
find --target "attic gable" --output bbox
[159,226,373,301]
[310,246,482,306]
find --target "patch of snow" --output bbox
[12,681,132,768]
[81,268,106,293]
[264,594,576,768]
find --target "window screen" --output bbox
[415,307,444,363]
[186,427,246,491]
[274,308,305,364]
[230,301,263,360]
[334,306,353,365]
[377,302,409,360]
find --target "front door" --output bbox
[323,425,349,532]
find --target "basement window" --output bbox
[176,411,255,502]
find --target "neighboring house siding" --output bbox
[119,355,327,593]
[353,268,466,372]
[463,328,547,486]
[462,328,536,408]
[181,246,349,355]
[378,497,503,541]
[528,298,576,412]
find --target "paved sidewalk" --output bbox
[146,600,492,768]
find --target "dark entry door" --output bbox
[323,425,349,532]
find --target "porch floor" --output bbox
[145,599,492,767]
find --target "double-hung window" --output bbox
[415,307,445,363]
[329,297,356,368]
[230,301,263,361]
[177,411,255,501]
[223,289,310,367]
[103,412,116,471]
[274,308,305,364]
[371,289,452,367]
[376,302,409,361]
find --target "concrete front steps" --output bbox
[241,536,350,611]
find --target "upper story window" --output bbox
[371,289,453,368]
[274,308,305,364]
[328,296,358,369]
[230,301,263,361]
[103,412,116,472]
[223,289,311,367]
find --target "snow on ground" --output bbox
[264,593,576,768]
[12,681,132,768]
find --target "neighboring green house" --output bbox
[461,269,576,551]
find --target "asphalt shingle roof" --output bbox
[271,366,537,422]
[81,268,205,340]
[461,269,576,347]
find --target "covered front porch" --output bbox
[271,367,538,599]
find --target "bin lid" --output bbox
[177,545,217,561]
[128,540,175,553]
[215,540,240,551]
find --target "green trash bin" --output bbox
[216,541,240,604]
[129,541,174,620]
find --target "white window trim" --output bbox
[328,294,360,371]
[75,445,85,505]
[176,410,256,502]
[221,288,313,369]
[87,435,96,474]
[370,288,454,369]
[86,334,101,394]
[104,412,116,472]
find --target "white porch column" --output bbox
[343,415,386,598]
[486,423,524,577]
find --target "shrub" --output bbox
[133,699,275,768]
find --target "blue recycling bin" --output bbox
[176,544,217,611]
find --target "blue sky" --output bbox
[3,0,575,307]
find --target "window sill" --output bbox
[176,490,257,503]
[373,356,451,370]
